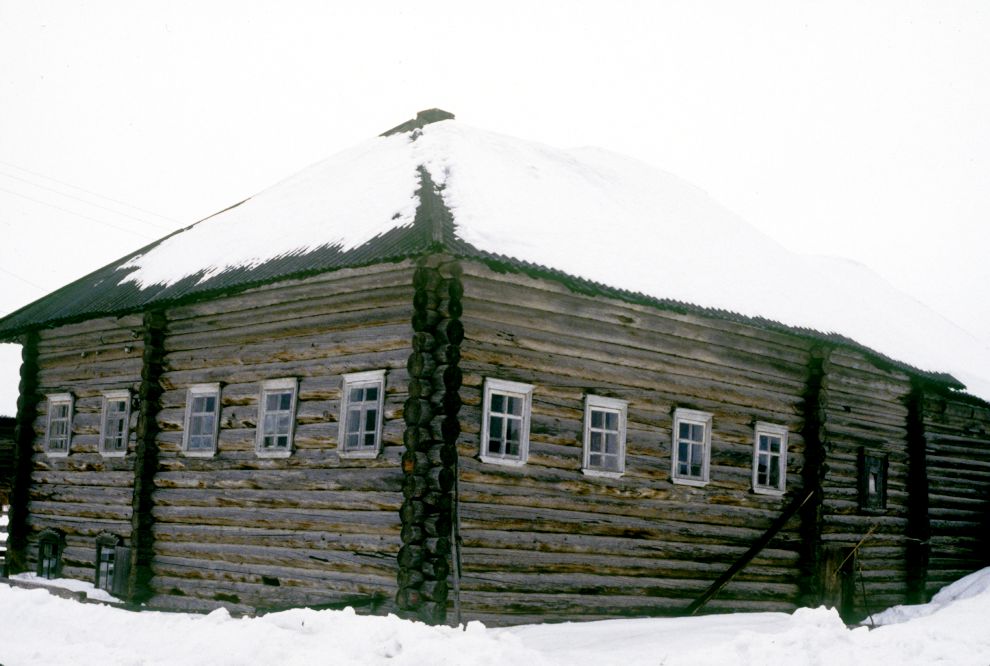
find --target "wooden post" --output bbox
[127,310,166,603]
[6,331,40,573]
[905,378,930,604]
[797,344,831,607]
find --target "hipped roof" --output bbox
[2,110,988,401]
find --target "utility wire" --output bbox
[0,266,48,292]
[0,184,156,240]
[0,158,181,225]
[0,169,175,232]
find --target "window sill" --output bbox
[752,486,785,496]
[479,454,527,467]
[182,449,217,458]
[45,450,70,458]
[338,448,381,459]
[256,449,292,459]
[671,476,708,488]
[100,450,127,458]
[582,468,624,479]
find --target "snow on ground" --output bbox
[1,568,988,666]
[116,120,990,402]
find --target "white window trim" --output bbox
[671,408,712,487]
[479,378,534,467]
[182,383,222,457]
[752,421,788,495]
[581,395,628,478]
[255,378,298,458]
[338,369,387,459]
[99,390,131,458]
[45,393,74,457]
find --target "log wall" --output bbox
[148,263,413,612]
[27,315,144,582]
[454,263,815,625]
[818,349,914,619]
[921,393,990,596]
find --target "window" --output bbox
[671,408,712,486]
[100,390,131,457]
[93,533,130,597]
[752,422,788,494]
[45,393,74,456]
[859,449,888,512]
[339,370,386,458]
[36,529,65,579]
[183,383,221,456]
[480,378,534,466]
[582,395,628,477]
[256,378,297,457]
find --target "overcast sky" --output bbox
[1,1,988,416]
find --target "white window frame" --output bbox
[582,395,628,478]
[338,370,386,459]
[45,393,74,457]
[99,390,131,458]
[671,408,712,487]
[255,378,298,458]
[182,383,222,457]
[752,422,788,495]
[479,378,534,467]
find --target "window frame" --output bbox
[182,383,222,457]
[752,422,788,495]
[859,449,888,513]
[338,370,387,459]
[44,393,74,457]
[255,378,298,458]
[671,408,713,487]
[99,389,132,458]
[93,532,121,593]
[36,528,65,580]
[479,378,534,467]
[581,394,628,478]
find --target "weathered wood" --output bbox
[6,332,40,573]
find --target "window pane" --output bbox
[346,433,359,448]
[350,387,363,402]
[679,422,692,439]
[678,440,689,467]
[589,453,602,468]
[768,456,780,487]
[590,431,602,453]
[346,408,361,434]
[605,411,618,431]
[491,394,504,414]
[603,455,619,472]
[591,410,603,429]
[364,407,377,431]
[365,386,378,401]
[266,393,280,411]
[506,417,521,444]
[279,392,292,411]
[605,433,618,455]
[364,432,376,448]
[506,437,519,457]
[507,396,522,416]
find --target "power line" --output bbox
[0,266,48,292]
[0,159,182,225]
[0,184,157,240]
[0,168,175,232]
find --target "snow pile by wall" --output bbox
[118,120,990,401]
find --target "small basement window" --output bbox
[183,383,221,456]
[582,395,628,477]
[94,533,130,597]
[480,378,534,466]
[859,449,888,512]
[671,408,712,486]
[45,393,74,456]
[36,529,65,579]
[752,422,788,495]
[339,370,386,458]
[256,378,298,457]
[100,390,131,457]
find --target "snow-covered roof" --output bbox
[3,110,989,401]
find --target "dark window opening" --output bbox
[94,533,130,596]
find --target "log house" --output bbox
[1,110,987,625]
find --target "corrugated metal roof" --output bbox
[0,112,968,392]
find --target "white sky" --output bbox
[1,1,988,416]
